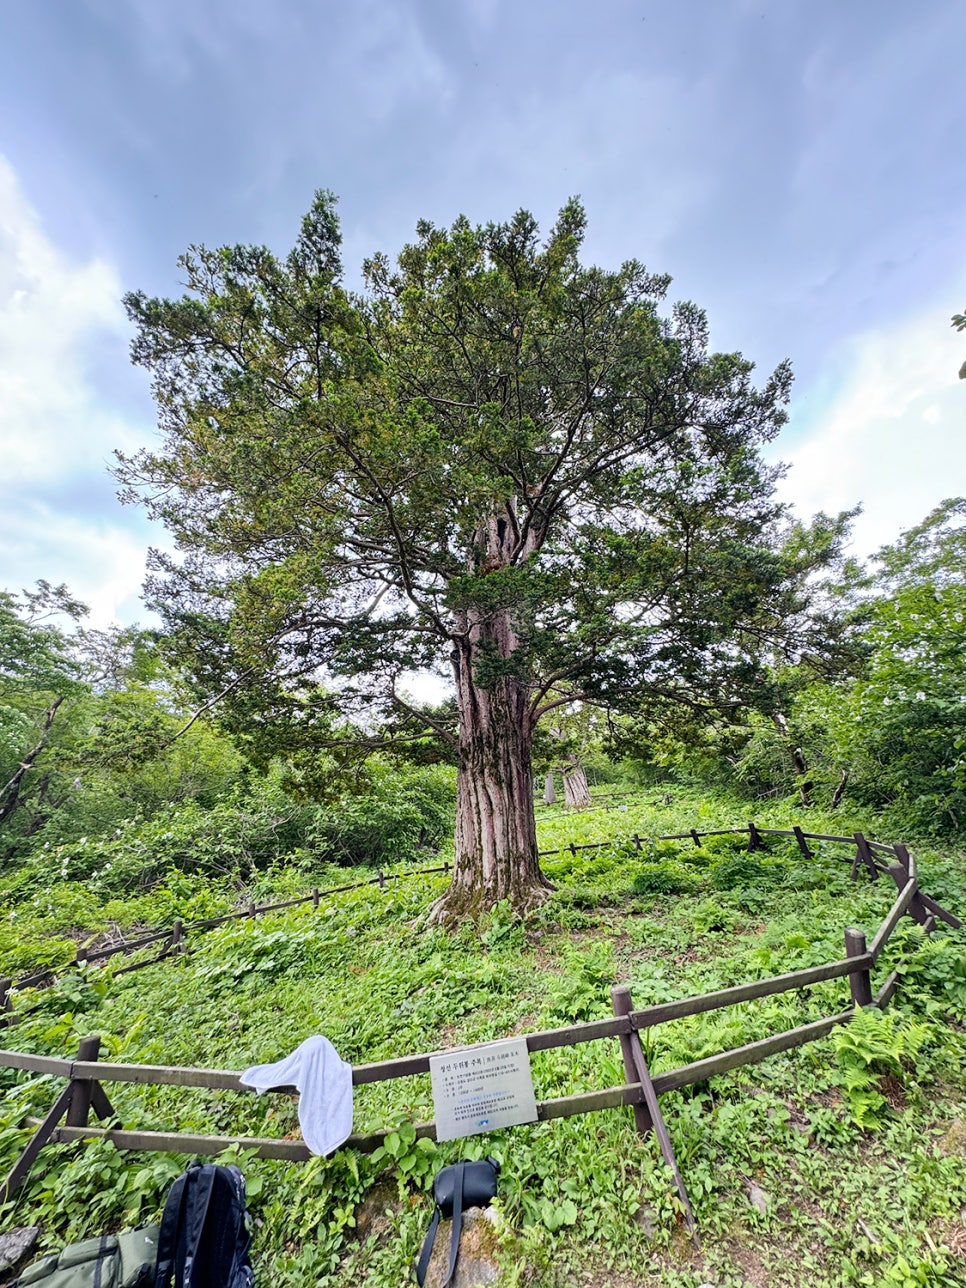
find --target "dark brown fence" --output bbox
[1,828,960,1226]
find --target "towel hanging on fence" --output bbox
[241,1035,353,1155]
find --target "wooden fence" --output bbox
[1,826,960,1226]
[3,823,961,1013]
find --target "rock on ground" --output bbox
[423,1206,500,1288]
[0,1227,40,1278]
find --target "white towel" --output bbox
[240,1035,353,1156]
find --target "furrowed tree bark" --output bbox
[430,637,552,922]
[543,772,557,805]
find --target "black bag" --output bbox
[154,1162,254,1288]
[414,1157,500,1287]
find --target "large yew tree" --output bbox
[119,194,799,919]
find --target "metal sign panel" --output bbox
[430,1037,538,1141]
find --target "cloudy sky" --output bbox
[0,0,963,625]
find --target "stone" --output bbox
[746,1182,770,1214]
[635,1204,658,1237]
[423,1206,500,1288]
[0,1227,40,1276]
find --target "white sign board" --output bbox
[430,1037,538,1142]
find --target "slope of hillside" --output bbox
[3,788,966,1287]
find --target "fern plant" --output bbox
[832,1008,930,1129]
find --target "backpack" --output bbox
[153,1162,254,1288]
[13,1226,159,1288]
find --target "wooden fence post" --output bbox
[171,920,184,954]
[747,822,763,852]
[844,929,873,1008]
[569,843,578,858]
[690,829,702,847]
[248,902,256,918]
[610,985,651,1134]
[792,826,813,860]
[886,863,930,927]
[610,985,697,1238]
[853,833,879,882]
[378,872,386,890]
[0,977,10,1014]
[0,1081,74,1205]
[66,1035,101,1128]
[0,1034,104,1203]
[312,888,320,908]
[632,833,642,851]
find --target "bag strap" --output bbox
[414,1161,471,1288]
[443,1163,465,1288]
[181,1167,216,1287]
[154,1172,188,1288]
[414,1206,440,1287]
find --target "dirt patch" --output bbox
[353,1178,400,1241]
[726,1240,771,1287]
[937,1218,966,1261]
[879,1073,907,1111]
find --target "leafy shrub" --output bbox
[709,855,784,891]
[631,863,698,896]
[308,764,454,867]
[690,898,741,934]
[897,928,966,1016]
[554,886,612,912]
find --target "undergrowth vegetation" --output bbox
[2,786,966,1286]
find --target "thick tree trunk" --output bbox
[430,510,552,921]
[561,758,592,809]
[543,772,557,805]
[430,645,551,922]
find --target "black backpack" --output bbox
[154,1162,254,1288]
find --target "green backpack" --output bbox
[13,1227,159,1288]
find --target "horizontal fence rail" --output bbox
[1,821,960,1222]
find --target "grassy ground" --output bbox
[2,786,966,1286]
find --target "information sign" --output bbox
[430,1037,538,1141]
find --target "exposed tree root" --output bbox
[426,875,554,928]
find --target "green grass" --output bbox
[2,787,966,1286]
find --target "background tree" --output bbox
[0,583,87,839]
[802,498,966,832]
[120,194,820,919]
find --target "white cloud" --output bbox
[0,155,160,625]
[0,155,144,484]
[773,295,966,557]
[0,499,152,627]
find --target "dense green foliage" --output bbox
[2,787,966,1286]
[1,196,963,1288]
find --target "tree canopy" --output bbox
[119,193,830,917]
